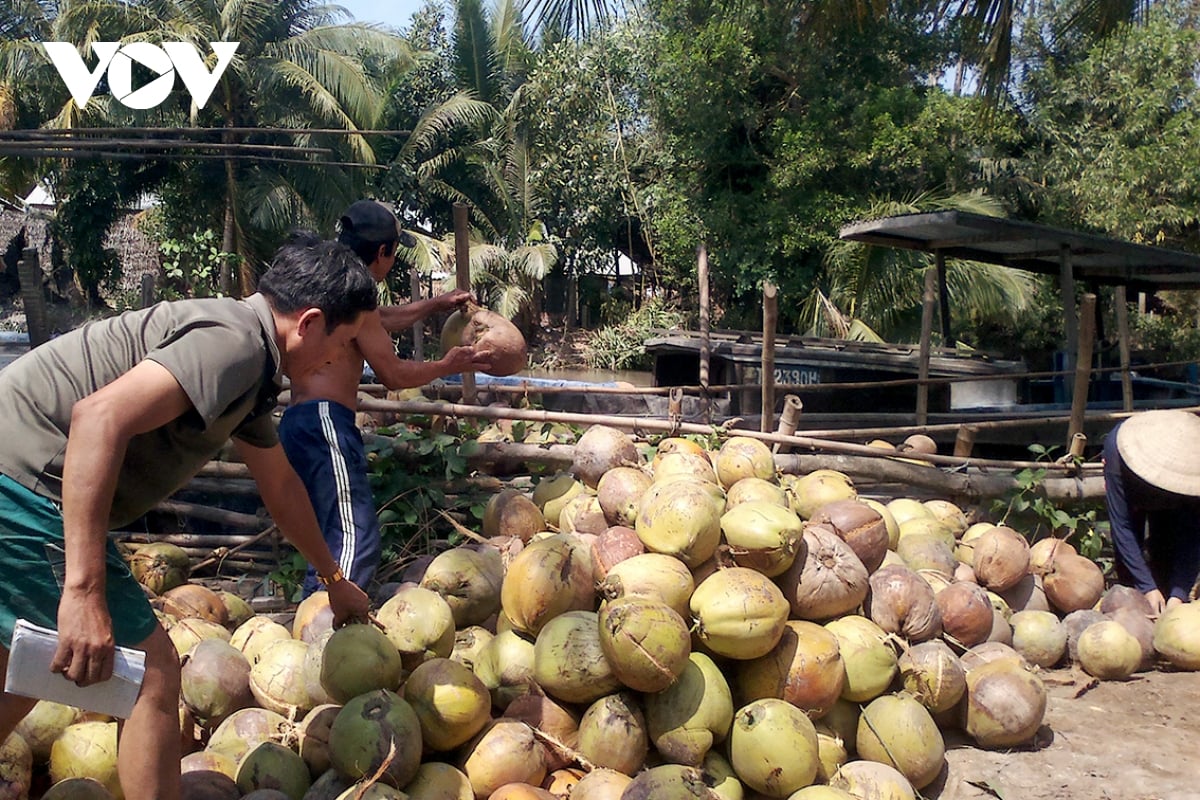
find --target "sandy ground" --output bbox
[934,667,1200,800]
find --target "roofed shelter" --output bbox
[839,210,1200,428]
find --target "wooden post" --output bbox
[452,203,476,405]
[773,395,803,454]
[1067,292,1097,443]
[410,266,424,362]
[1060,244,1077,398]
[916,266,937,425]
[761,281,778,433]
[954,423,978,458]
[698,242,711,423]
[1115,285,1133,412]
[935,251,953,346]
[139,273,156,309]
[17,248,49,348]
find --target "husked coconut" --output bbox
[970,526,1030,592]
[865,565,943,642]
[441,301,527,376]
[1043,554,1105,614]
[779,524,869,621]
[572,425,639,489]
[809,499,890,572]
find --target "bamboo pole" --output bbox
[453,203,476,405]
[953,424,978,458]
[1068,293,1097,443]
[1060,244,1078,396]
[761,281,778,433]
[774,396,803,454]
[916,267,938,425]
[359,398,1105,473]
[154,500,267,530]
[1115,285,1134,412]
[411,266,424,362]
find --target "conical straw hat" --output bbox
[1116,409,1200,497]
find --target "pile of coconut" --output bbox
[4,425,1200,800]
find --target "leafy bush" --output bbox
[583,297,690,371]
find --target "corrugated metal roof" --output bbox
[840,211,1200,289]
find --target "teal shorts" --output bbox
[0,474,158,649]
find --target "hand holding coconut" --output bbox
[441,300,528,377]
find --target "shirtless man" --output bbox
[279,201,493,595]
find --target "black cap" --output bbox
[339,200,417,248]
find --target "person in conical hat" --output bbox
[1103,409,1200,613]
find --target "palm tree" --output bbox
[109,0,420,292]
[801,191,1036,342]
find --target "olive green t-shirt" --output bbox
[0,293,283,529]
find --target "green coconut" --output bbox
[532,473,587,527]
[403,762,473,799]
[725,476,789,510]
[621,764,719,800]
[293,592,335,643]
[420,546,505,627]
[49,722,120,799]
[14,700,78,763]
[533,610,622,704]
[1077,620,1142,680]
[699,751,743,800]
[653,451,719,486]
[729,698,820,797]
[128,542,190,595]
[1010,610,1067,668]
[691,567,789,660]
[824,616,897,704]
[856,694,946,790]
[714,436,776,489]
[787,470,856,519]
[181,749,238,779]
[403,657,491,751]
[302,769,351,800]
[499,534,595,636]
[169,617,232,656]
[598,596,691,692]
[644,652,734,766]
[636,479,725,567]
[598,552,695,619]
[472,629,537,710]
[813,723,850,784]
[829,760,916,800]
[735,620,844,719]
[215,591,255,630]
[235,741,310,799]
[181,638,254,727]
[461,720,548,799]
[319,623,403,703]
[577,692,649,775]
[328,690,422,788]
[719,501,804,576]
[376,585,457,671]
[1153,601,1200,670]
[570,768,633,800]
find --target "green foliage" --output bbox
[156,230,239,299]
[1132,310,1200,364]
[366,425,490,561]
[992,444,1106,562]
[268,552,309,603]
[583,296,689,370]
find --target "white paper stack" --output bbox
[5,619,146,719]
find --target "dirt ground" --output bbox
[933,667,1200,800]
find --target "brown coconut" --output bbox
[161,583,229,625]
[441,301,527,377]
[735,620,844,718]
[1043,554,1105,614]
[779,524,868,621]
[483,489,545,541]
[971,526,1030,592]
[596,467,652,528]
[1028,538,1076,575]
[1099,584,1155,617]
[936,581,995,648]
[809,499,890,573]
[576,692,649,776]
[865,565,943,642]
[503,693,580,772]
[573,425,640,489]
